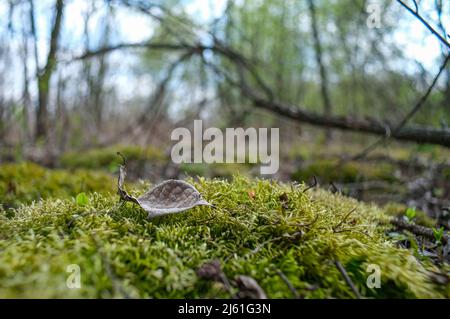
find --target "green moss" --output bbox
[59,145,166,172]
[288,140,450,164]
[0,162,115,209]
[180,163,251,179]
[0,175,446,298]
[292,159,398,183]
[442,167,450,180]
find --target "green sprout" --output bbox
[432,227,444,245]
[75,192,88,206]
[405,207,416,222]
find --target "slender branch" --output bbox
[352,54,450,160]
[397,0,450,49]
[334,260,362,299]
[69,42,192,61]
[275,269,300,299]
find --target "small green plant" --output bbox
[405,207,416,222]
[76,192,88,206]
[432,226,444,245]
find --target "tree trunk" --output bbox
[34,0,64,140]
[307,0,332,138]
[21,27,31,143]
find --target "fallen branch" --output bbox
[205,55,450,147]
[74,39,450,148]
[243,86,450,147]
[352,54,450,160]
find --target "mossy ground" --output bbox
[59,144,166,173]
[0,162,115,210]
[179,163,253,179]
[287,138,450,164]
[292,159,398,184]
[0,163,448,298]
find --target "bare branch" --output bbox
[334,260,362,299]
[397,0,450,49]
[352,53,450,160]
[75,40,450,148]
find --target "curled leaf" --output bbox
[117,160,211,219]
[137,179,211,218]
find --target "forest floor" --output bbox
[0,142,449,298]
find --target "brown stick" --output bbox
[275,269,300,299]
[390,218,448,244]
[334,260,362,299]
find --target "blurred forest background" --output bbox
[0,0,449,226]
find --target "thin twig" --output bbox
[397,0,450,49]
[303,176,317,193]
[334,260,362,299]
[116,155,140,205]
[352,54,450,160]
[329,181,340,194]
[275,269,300,299]
[333,208,356,232]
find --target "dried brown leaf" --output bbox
[117,159,211,219]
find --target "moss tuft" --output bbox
[292,159,398,183]
[0,162,115,210]
[59,145,166,172]
[180,163,251,179]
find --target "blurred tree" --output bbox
[33,0,64,140]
